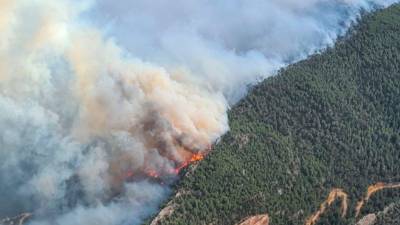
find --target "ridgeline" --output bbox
[150,4,400,225]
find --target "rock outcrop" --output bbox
[356,214,377,225]
[237,214,269,225]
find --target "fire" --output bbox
[125,171,134,178]
[123,152,207,182]
[190,153,205,162]
[146,170,160,179]
[173,152,206,175]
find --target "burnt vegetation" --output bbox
[149,4,400,225]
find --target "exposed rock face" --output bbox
[375,202,400,225]
[237,214,269,225]
[150,203,176,225]
[356,214,377,225]
[150,188,200,225]
[0,213,32,225]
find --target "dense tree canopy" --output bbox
[148,4,400,225]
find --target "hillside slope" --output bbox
[376,201,400,225]
[150,4,400,225]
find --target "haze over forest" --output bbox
[0,1,399,225]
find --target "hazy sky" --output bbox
[0,1,397,225]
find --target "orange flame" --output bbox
[190,153,205,162]
[146,170,160,179]
[173,152,205,174]
[124,170,135,179]
[123,152,207,182]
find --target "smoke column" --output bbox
[0,0,397,224]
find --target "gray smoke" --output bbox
[0,1,397,225]
[91,0,397,102]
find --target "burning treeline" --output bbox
[0,0,227,223]
[305,182,400,225]
[2,0,399,224]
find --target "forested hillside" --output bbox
[150,4,400,225]
[376,201,400,225]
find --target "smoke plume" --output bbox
[0,0,397,224]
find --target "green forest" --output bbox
[149,4,400,225]
[376,201,400,225]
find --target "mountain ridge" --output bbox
[149,3,400,225]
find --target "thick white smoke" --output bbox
[0,0,397,225]
[91,0,397,101]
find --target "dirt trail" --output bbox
[305,182,400,225]
[3,183,400,225]
[305,188,348,225]
[355,182,400,217]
